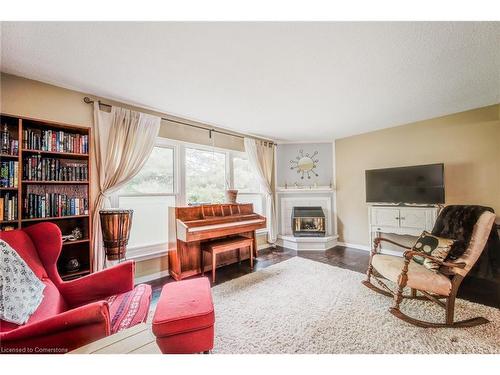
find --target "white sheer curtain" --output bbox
[92,103,161,271]
[243,137,277,243]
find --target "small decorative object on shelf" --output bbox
[62,227,83,242]
[65,257,81,273]
[100,209,133,261]
[1,123,10,154]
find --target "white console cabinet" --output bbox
[368,205,440,254]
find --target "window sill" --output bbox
[126,243,169,262]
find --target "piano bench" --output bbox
[202,235,254,283]
[152,277,214,354]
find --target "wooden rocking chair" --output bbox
[362,208,496,328]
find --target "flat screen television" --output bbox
[365,163,444,204]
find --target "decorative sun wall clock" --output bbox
[290,149,319,179]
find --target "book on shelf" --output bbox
[0,161,19,188]
[0,193,18,221]
[23,128,88,154]
[23,155,88,181]
[24,185,88,219]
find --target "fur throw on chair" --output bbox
[432,205,499,281]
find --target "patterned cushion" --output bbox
[0,240,46,325]
[106,284,152,334]
[412,231,455,272]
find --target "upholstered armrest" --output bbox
[59,261,135,307]
[373,237,412,251]
[403,250,466,269]
[0,301,110,352]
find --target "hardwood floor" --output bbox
[145,245,499,308]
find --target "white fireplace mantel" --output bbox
[275,190,338,251]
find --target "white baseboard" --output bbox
[337,241,404,257]
[134,270,170,284]
[277,235,338,251]
[258,243,273,251]
[337,241,370,251]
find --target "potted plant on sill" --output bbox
[225,180,238,203]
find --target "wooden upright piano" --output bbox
[168,203,266,280]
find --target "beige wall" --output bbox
[0,73,245,151]
[1,73,268,278]
[335,104,500,247]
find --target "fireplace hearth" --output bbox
[292,207,326,237]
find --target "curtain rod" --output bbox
[83,96,274,146]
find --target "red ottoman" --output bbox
[152,277,215,354]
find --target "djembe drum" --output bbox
[99,209,134,262]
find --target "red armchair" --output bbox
[0,222,152,353]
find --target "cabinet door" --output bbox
[371,208,400,227]
[399,208,427,229]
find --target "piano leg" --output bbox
[252,230,258,258]
[212,251,216,284]
[250,242,254,270]
[201,249,204,277]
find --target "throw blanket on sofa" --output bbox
[0,239,45,324]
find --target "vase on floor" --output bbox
[99,209,134,262]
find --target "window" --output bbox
[233,155,261,193]
[113,139,268,257]
[232,154,265,216]
[185,147,226,204]
[119,147,174,195]
[113,144,176,254]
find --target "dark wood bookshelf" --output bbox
[1,113,92,281]
[22,214,90,223]
[0,153,19,159]
[22,149,89,159]
[61,269,91,281]
[22,180,90,185]
[62,238,90,246]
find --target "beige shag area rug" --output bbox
[211,257,500,354]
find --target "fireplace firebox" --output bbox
[292,207,326,237]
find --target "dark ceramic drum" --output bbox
[99,209,134,261]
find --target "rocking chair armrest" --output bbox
[374,237,412,250]
[403,250,466,269]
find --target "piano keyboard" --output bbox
[188,218,265,232]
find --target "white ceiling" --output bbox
[1,22,499,142]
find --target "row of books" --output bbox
[23,128,89,154]
[0,161,19,188]
[0,193,18,221]
[24,193,89,219]
[24,156,88,182]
